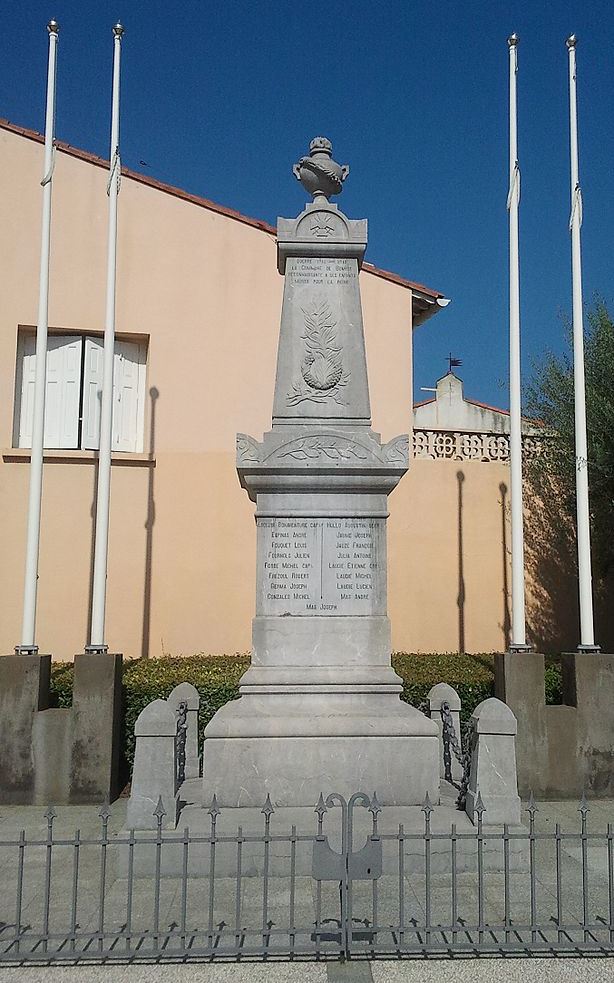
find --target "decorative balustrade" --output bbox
[412,429,546,463]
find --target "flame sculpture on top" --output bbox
[293,137,349,202]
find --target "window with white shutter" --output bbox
[17,334,82,449]
[81,337,146,453]
[15,331,147,453]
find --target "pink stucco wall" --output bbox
[0,123,522,659]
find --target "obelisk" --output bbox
[203,138,439,807]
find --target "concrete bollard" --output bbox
[126,699,179,829]
[465,697,521,826]
[167,682,200,781]
[427,682,463,782]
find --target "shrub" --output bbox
[392,652,495,724]
[49,652,563,780]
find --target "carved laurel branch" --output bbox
[275,436,368,463]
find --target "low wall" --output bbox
[0,653,122,804]
[495,651,614,798]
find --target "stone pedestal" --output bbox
[127,699,179,829]
[465,698,521,826]
[70,652,123,803]
[203,139,439,808]
[0,654,50,804]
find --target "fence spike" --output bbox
[474,790,486,818]
[153,796,167,820]
[44,805,57,823]
[261,793,275,818]
[315,792,328,819]
[207,793,221,818]
[369,792,382,816]
[526,790,538,818]
[421,791,434,817]
[98,800,111,822]
[578,790,590,816]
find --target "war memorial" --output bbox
[2,126,614,965]
[202,136,440,809]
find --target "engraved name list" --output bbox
[256,517,384,616]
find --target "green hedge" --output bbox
[49,653,563,781]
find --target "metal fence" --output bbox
[1,790,614,963]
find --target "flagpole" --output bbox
[506,34,530,652]
[566,35,598,652]
[87,23,124,654]
[16,20,60,655]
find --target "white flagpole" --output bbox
[506,34,529,652]
[87,23,124,654]
[566,35,598,653]
[17,20,60,655]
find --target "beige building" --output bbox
[0,118,570,660]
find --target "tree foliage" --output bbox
[525,302,614,578]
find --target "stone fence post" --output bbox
[126,699,178,829]
[465,697,521,826]
[427,682,462,782]
[167,682,200,781]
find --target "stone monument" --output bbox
[203,138,439,807]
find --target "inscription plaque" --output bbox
[286,256,357,288]
[256,516,385,616]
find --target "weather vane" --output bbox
[447,353,462,374]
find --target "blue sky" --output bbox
[3,1,613,408]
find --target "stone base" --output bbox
[203,684,439,808]
[117,780,528,878]
[203,690,439,808]
[204,734,439,808]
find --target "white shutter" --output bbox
[17,334,37,448]
[81,337,146,452]
[45,336,82,448]
[112,340,146,453]
[81,337,104,449]
[17,334,81,449]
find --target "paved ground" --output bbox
[1,795,614,979]
[2,958,614,982]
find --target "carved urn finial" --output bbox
[293,137,349,203]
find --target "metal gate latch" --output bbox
[312,791,382,880]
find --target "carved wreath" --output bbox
[287,300,350,406]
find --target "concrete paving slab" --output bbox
[3,957,614,983]
[0,965,329,982]
[371,958,614,982]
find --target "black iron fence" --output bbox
[1,791,614,962]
